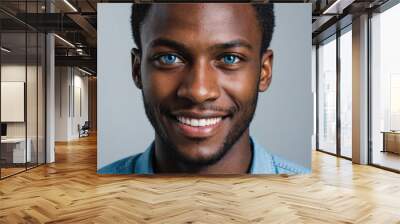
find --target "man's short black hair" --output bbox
[131,3,275,54]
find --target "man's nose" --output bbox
[177,60,220,104]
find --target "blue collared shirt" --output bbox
[98,138,310,175]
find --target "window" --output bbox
[339,27,352,158]
[370,2,400,171]
[318,35,337,155]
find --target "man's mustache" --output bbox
[160,103,238,115]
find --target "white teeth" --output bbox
[177,116,222,127]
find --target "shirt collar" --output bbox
[134,137,276,174]
[134,142,155,174]
[249,138,276,174]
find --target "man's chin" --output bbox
[173,146,227,167]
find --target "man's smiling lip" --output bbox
[171,110,230,119]
[168,110,230,138]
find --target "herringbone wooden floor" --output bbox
[1,134,400,224]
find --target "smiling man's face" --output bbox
[132,3,273,167]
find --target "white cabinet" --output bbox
[1,138,32,163]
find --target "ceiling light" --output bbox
[1,47,11,53]
[78,67,93,76]
[322,0,353,15]
[63,0,78,12]
[54,34,75,48]
[76,48,84,55]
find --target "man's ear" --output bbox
[131,48,143,89]
[259,50,273,92]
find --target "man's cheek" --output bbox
[223,81,257,103]
[147,75,181,98]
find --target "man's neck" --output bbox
[153,130,253,174]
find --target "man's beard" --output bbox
[141,89,259,168]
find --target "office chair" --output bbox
[79,121,90,138]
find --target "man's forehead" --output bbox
[149,3,254,14]
[146,3,257,25]
[140,3,261,49]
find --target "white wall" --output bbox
[251,4,313,168]
[1,65,38,138]
[71,72,89,138]
[98,4,154,169]
[55,67,69,141]
[55,67,89,141]
[97,3,313,169]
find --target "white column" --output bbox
[46,33,55,163]
[45,0,56,163]
[352,14,369,164]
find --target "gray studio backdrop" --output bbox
[97,3,313,170]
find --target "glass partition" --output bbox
[0,31,28,178]
[26,0,43,170]
[27,31,38,169]
[0,1,46,179]
[317,35,337,155]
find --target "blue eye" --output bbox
[222,55,239,64]
[159,54,180,64]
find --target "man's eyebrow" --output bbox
[209,39,253,51]
[148,38,189,53]
[148,38,253,52]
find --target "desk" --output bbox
[1,138,31,163]
[382,131,400,154]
